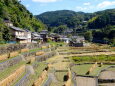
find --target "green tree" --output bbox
[84,31,93,42]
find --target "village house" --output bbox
[4,20,31,43]
[59,35,70,43]
[40,30,48,42]
[25,29,32,43]
[31,32,42,43]
[10,26,29,43]
[69,36,86,47]
[49,33,61,42]
[4,20,13,27]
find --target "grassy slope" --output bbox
[0,61,25,80]
[71,64,113,76]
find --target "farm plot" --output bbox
[71,55,115,63]
[71,64,113,76]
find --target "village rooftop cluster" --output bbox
[4,20,86,47]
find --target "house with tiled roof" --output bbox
[4,20,31,43]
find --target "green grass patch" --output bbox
[72,55,115,63]
[35,62,47,77]
[48,41,65,46]
[29,48,42,52]
[0,61,25,80]
[71,64,113,76]
[71,64,92,75]
[55,72,67,82]
[107,67,115,71]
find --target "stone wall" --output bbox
[0,65,25,86]
[35,51,56,62]
[0,46,56,72]
[0,43,49,55]
[0,55,23,72]
[15,72,32,86]
[33,70,48,86]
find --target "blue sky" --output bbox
[21,0,115,15]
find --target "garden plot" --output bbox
[71,55,115,63]
[71,64,113,76]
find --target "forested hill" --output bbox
[0,0,45,42]
[36,9,115,29]
[36,10,94,28]
[88,9,115,29]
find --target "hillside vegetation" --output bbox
[0,0,45,43]
[36,10,94,31]
[88,9,115,29]
[37,9,115,45]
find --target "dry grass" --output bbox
[0,65,25,86]
[21,48,29,53]
[42,46,47,49]
[9,51,19,58]
[33,70,47,86]
[36,52,44,56]
[0,54,9,61]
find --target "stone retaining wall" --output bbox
[0,46,56,72]
[0,55,23,72]
[0,43,50,61]
[0,43,49,55]
[0,65,25,86]
[33,70,48,86]
[35,51,56,62]
[15,72,32,86]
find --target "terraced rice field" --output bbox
[71,64,113,76]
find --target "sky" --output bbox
[21,0,115,15]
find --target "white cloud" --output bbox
[32,0,59,3]
[83,2,90,6]
[97,1,115,8]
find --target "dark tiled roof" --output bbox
[40,30,48,34]
[10,26,25,32]
[4,20,12,23]
[32,32,40,36]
